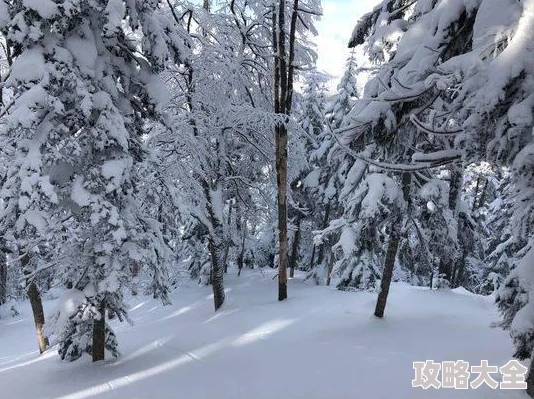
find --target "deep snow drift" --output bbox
[0,271,526,399]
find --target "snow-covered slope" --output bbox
[0,271,524,399]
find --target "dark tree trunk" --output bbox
[0,257,6,306]
[471,176,482,212]
[477,178,489,210]
[440,168,463,283]
[316,203,331,266]
[223,202,234,274]
[237,233,245,276]
[92,298,106,362]
[325,250,335,286]
[448,168,463,214]
[223,244,231,274]
[274,0,299,302]
[205,180,226,310]
[22,254,49,354]
[452,252,467,288]
[308,245,316,272]
[275,123,289,301]
[527,351,534,398]
[27,281,49,353]
[374,218,401,318]
[274,0,288,301]
[375,172,410,318]
[131,262,139,296]
[289,217,301,278]
[209,238,225,310]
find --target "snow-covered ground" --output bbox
[0,271,526,399]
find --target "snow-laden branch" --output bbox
[326,118,461,172]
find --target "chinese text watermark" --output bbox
[412,360,527,389]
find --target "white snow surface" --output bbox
[0,271,524,399]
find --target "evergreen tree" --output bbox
[0,0,182,361]
[348,0,534,392]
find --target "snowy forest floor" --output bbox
[0,270,527,399]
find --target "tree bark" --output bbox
[527,350,534,398]
[374,172,410,318]
[204,180,226,310]
[0,256,6,306]
[289,217,301,278]
[131,262,139,296]
[276,123,289,301]
[22,254,49,354]
[316,203,331,267]
[307,245,316,272]
[209,238,225,310]
[325,250,335,286]
[274,0,289,302]
[439,167,463,283]
[27,280,49,353]
[374,218,401,318]
[237,233,245,276]
[223,202,233,273]
[92,298,106,362]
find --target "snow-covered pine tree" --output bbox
[349,0,534,391]
[325,0,484,314]
[0,0,183,361]
[303,52,360,284]
[325,51,359,130]
[478,172,519,294]
[0,29,12,309]
[289,71,328,279]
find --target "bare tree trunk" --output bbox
[202,172,226,310]
[325,250,335,286]
[22,254,49,354]
[274,0,288,301]
[525,346,534,398]
[275,123,289,301]
[471,176,482,212]
[374,172,410,318]
[92,298,106,362]
[315,203,331,266]
[223,245,231,274]
[374,218,401,318]
[477,177,489,210]
[237,233,245,276]
[274,0,299,301]
[27,280,49,353]
[223,203,233,274]
[527,351,534,398]
[131,262,139,296]
[289,217,301,278]
[0,256,6,306]
[209,238,225,310]
[308,245,316,271]
[440,167,463,283]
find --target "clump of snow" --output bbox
[7,48,46,84]
[101,158,132,192]
[0,0,9,28]
[45,288,86,340]
[22,0,58,19]
[104,0,126,34]
[71,177,93,207]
